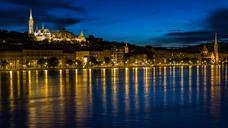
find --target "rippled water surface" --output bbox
[0,66,228,128]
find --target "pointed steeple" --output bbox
[28,9,34,34]
[29,9,33,20]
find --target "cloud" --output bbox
[149,8,228,47]
[205,8,228,33]
[0,8,83,30]
[2,0,83,12]
[150,31,212,47]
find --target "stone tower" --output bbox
[214,32,219,64]
[28,9,34,34]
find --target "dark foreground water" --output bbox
[0,66,228,128]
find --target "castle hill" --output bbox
[0,9,227,70]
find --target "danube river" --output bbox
[0,66,228,127]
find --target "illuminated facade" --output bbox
[29,9,86,43]
[200,33,220,64]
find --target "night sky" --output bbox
[1,0,228,47]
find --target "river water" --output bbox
[0,66,228,128]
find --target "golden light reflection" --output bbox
[65,69,70,92]
[125,68,129,95]
[89,68,92,104]
[89,68,92,90]
[169,66,172,84]
[16,71,20,97]
[225,65,228,86]
[28,70,32,96]
[134,67,138,95]
[144,67,149,94]
[210,65,221,121]
[82,69,88,84]
[101,68,106,111]
[159,66,162,85]
[125,68,130,112]
[35,70,38,85]
[134,67,139,111]
[102,68,106,90]
[188,66,192,103]
[22,70,26,95]
[111,68,118,112]
[153,67,156,93]
[180,66,184,104]
[9,71,14,99]
[9,71,14,112]
[210,65,214,86]
[112,68,117,94]
[172,66,176,92]
[59,69,63,96]
[163,66,167,107]
[44,70,48,97]
[75,69,78,90]
[0,72,1,99]
[196,65,200,100]
[203,66,207,85]
[216,65,221,87]
[188,66,192,94]
[203,65,207,100]
[163,67,167,94]
[75,69,89,123]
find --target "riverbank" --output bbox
[0,64,226,71]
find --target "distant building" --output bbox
[0,49,75,69]
[201,45,209,57]
[28,9,86,43]
[200,33,219,64]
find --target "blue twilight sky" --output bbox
[1,0,228,47]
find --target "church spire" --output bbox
[29,9,33,20]
[28,9,34,34]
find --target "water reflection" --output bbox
[0,66,227,127]
[125,68,130,113]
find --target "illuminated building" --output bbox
[201,45,209,57]
[200,33,220,64]
[28,9,86,43]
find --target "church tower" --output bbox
[214,32,219,64]
[28,9,34,34]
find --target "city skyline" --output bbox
[1,0,228,46]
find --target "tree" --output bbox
[66,59,74,66]
[75,60,82,66]
[0,59,9,67]
[89,56,98,65]
[104,57,111,64]
[37,58,47,67]
[47,57,59,68]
